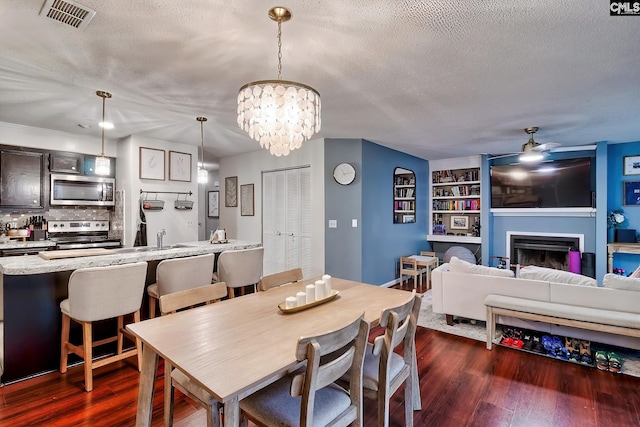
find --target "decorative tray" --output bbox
[278,290,340,314]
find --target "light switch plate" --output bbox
[352,219,357,227]
[329,220,337,228]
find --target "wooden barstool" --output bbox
[59,261,148,392]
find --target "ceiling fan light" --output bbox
[519,151,544,163]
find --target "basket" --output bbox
[142,199,165,210]
[175,199,194,210]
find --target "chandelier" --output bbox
[197,117,208,184]
[95,90,112,175]
[237,6,321,157]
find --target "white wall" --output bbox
[0,121,116,156]
[117,135,199,246]
[219,138,326,277]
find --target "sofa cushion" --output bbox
[449,256,514,278]
[519,265,597,287]
[603,273,640,291]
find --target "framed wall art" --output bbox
[624,155,640,176]
[450,215,469,230]
[241,184,254,216]
[624,181,640,206]
[225,176,238,207]
[208,191,219,218]
[169,151,191,182]
[139,147,165,180]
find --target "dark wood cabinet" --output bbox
[0,149,44,209]
[49,153,82,174]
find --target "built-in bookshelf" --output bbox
[430,160,481,242]
[394,167,416,224]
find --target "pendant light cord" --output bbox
[200,120,204,166]
[277,18,282,80]
[100,95,106,156]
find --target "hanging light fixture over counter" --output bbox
[197,116,208,184]
[95,90,112,176]
[237,6,321,157]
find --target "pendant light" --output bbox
[197,117,208,184]
[237,6,321,156]
[95,90,112,175]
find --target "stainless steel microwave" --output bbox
[50,174,115,206]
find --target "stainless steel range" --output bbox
[48,220,122,250]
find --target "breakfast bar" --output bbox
[0,240,260,384]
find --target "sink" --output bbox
[165,243,196,249]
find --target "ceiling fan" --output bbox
[489,127,561,162]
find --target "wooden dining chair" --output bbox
[420,251,439,266]
[340,290,422,427]
[399,257,421,289]
[147,253,215,318]
[257,267,303,292]
[239,314,370,427]
[159,282,228,427]
[213,247,264,298]
[59,261,148,392]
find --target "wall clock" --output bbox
[333,162,356,185]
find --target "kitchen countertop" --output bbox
[0,240,261,275]
[0,240,56,249]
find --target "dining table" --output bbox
[127,276,421,427]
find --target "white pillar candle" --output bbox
[285,296,297,309]
[315,280,326,300]
[296,291,306,306]
[306,284,315,304]
[322,274,332,294]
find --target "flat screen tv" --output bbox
[490,158,594,208]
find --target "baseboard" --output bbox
[380,278,401,288]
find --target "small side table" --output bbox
[607,242,640,273]
[409,255,438,289]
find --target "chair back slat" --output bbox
[257,267,303,292]
[159,282,227,315]
[293,314,369,426]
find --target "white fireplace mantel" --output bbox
[506,231,585,262]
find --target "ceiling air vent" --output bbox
[39,0,96,30]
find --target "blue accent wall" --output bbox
[361,141,429,285]
[607,141,640,275]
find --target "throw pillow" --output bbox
[603,273,640,291]
[448,256,515,278]
[519,265,597,286]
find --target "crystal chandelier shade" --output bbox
[237,6,321,157]
[95,90,112,176]
[237,80,321,156]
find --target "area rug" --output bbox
[417,290,640,378]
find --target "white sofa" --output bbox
[431,260,640,350]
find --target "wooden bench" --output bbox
[484,294,640,350]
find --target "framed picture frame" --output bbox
[139,147,165,180]
[241,184,254,216]
[450,215,468,229]
[225,176,238,207]
[624,181,640,206]
[169,151,191,182]
[208,191,219,218]
[624,155,640,176]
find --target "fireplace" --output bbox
[507,232,584,271]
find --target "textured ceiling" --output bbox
[0,0,639,168]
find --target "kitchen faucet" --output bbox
[157,229,166,249]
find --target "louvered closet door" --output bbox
[262,167,311,277]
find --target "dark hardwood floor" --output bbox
[2,279,639,426]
